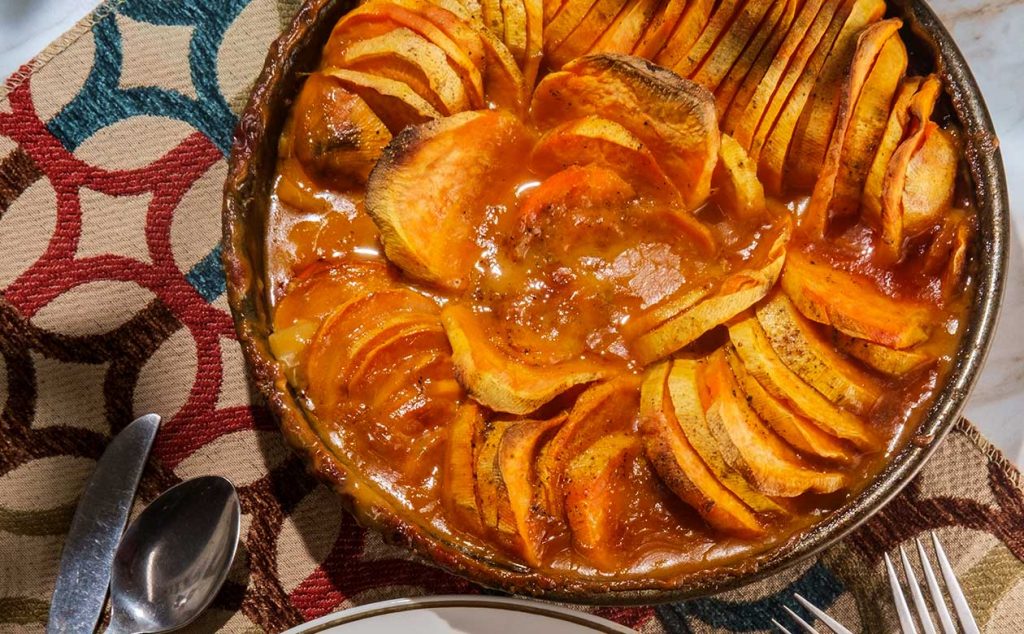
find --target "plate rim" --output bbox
[281,595,637,633]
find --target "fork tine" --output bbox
[916,537,957,634]
[899,545,937,634]
[772,618,796,634]
[782,606,824,634]
[793,593,854,634]
[931,532,981,634]
[885,553,919,634]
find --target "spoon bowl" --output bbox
[106,476,241,634]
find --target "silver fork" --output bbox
[772,532,980,634]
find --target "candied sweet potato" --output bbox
[689,0,776,95]
[755,291,881,415]
[901,124,958,234]
[781,250,932,348]
[667,360,784,513]
[834,334,933,377]
[441,304,620,414]
[631,222,789,363]
[590,0,660,56]
[724,346,856,462]
[517,164,636,229]
[714,0,794,119]
[291,73,393,187]
[563,432,642,570]
[536,375,641,518]
[530,54,719,210]
[712,133,767,220]
[475,419,520,545]
[549,0,632,69]
[443,402,485,531]
[639,0,712,63]
[803,20,905,236]
[320,67,441,133]
[639,363,764,536]
[500,0,529,67]
[499,415,566,565]
[669,0,743,78]
[365,110,531,288]
[700,350,846,496]
[728,314,878,449]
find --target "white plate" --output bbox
[283,595,637,633]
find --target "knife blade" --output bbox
[47,413,161,634]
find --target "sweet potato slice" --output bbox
[478,24,528,113]
[499,415,567,565]
[564,432,642,570]
[543,0,600,54]
[803,20,905,236]
[689,0,776,95]
[345,319,449,391]
[441,304,620,414]
[500,0,529,67]
[781,250,932,349]
[700,349,846,496]
[639,363,764,536]
[475,419,520,545]
[517,164,636,228]
[320,67,441,134]
[636,0,711,62]
[620,285,712,345]
[443,403,485,531]
[783,0,887,192]
[631,222,789,364]
[536,375,641,518]
[590,0,660,56]
[522,0,542,86]
[669,0,743,78]
[530,116,680,202]
[549,0,631,69]
[712,133,767,220]
[755,292,881,415]
[273,261,393,331]
[337,28,471,115]
[666,360,784,513]
[713,0,794,118]
[290,74,393,187]
[724,347,856,462]
[901,125,958,234]
[834,334,933,377]
[530,54,719,211]
[861,76,929,224]
[365,110,530,288]
[728,314,878,449]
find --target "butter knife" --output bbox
[47,413,161,634]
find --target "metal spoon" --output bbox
[104,476,241,634]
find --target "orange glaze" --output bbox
[262,34,973,579]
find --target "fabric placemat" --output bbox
[1,1,1022,631]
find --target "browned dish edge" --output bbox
[221,0,1009,603]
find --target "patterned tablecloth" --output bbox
[1,1,1023,632]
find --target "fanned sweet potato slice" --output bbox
[536,375,641,518]
[621,285,712,345]
[530,54,719,210]
[441,304,621,414]
[365,110,531,288]
[669,0,743,78]
[783,0,887,192]
[345,320,450,391]
[724,347,856,462]
[548,0,631,69]
[834,334,933,377]
[443,402,485,531]
[475,419,520,546]
[803,20,905,236]
[530,116,681,202]
[699,349,847,496]
[639,363,764,536]
[631,222,789,363]
[728,314,878,450]
[499,415,568,565]
[862,76,929,224]
[544,0,568,25]
[544,0,601,54]
[756,292,881,415]
[666,360,785,514]
[290,73,393,187]
[478,24,528,113]
[500,0,529,67]
[712,133,767,220]
[781,250,933,349]
[564,432,643,570]
[901,124,959,234]
[337,28,471,115]
[638,0,712,62]
[714,0,794,118]
[590,0,660,56]
[689,0,776,95]
[273,261,393,330]
[320,67,441,134]
[924,210,974,302]
[522,0,543,86]
[517,164,636,228]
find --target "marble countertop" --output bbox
[2,0,1021,466]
